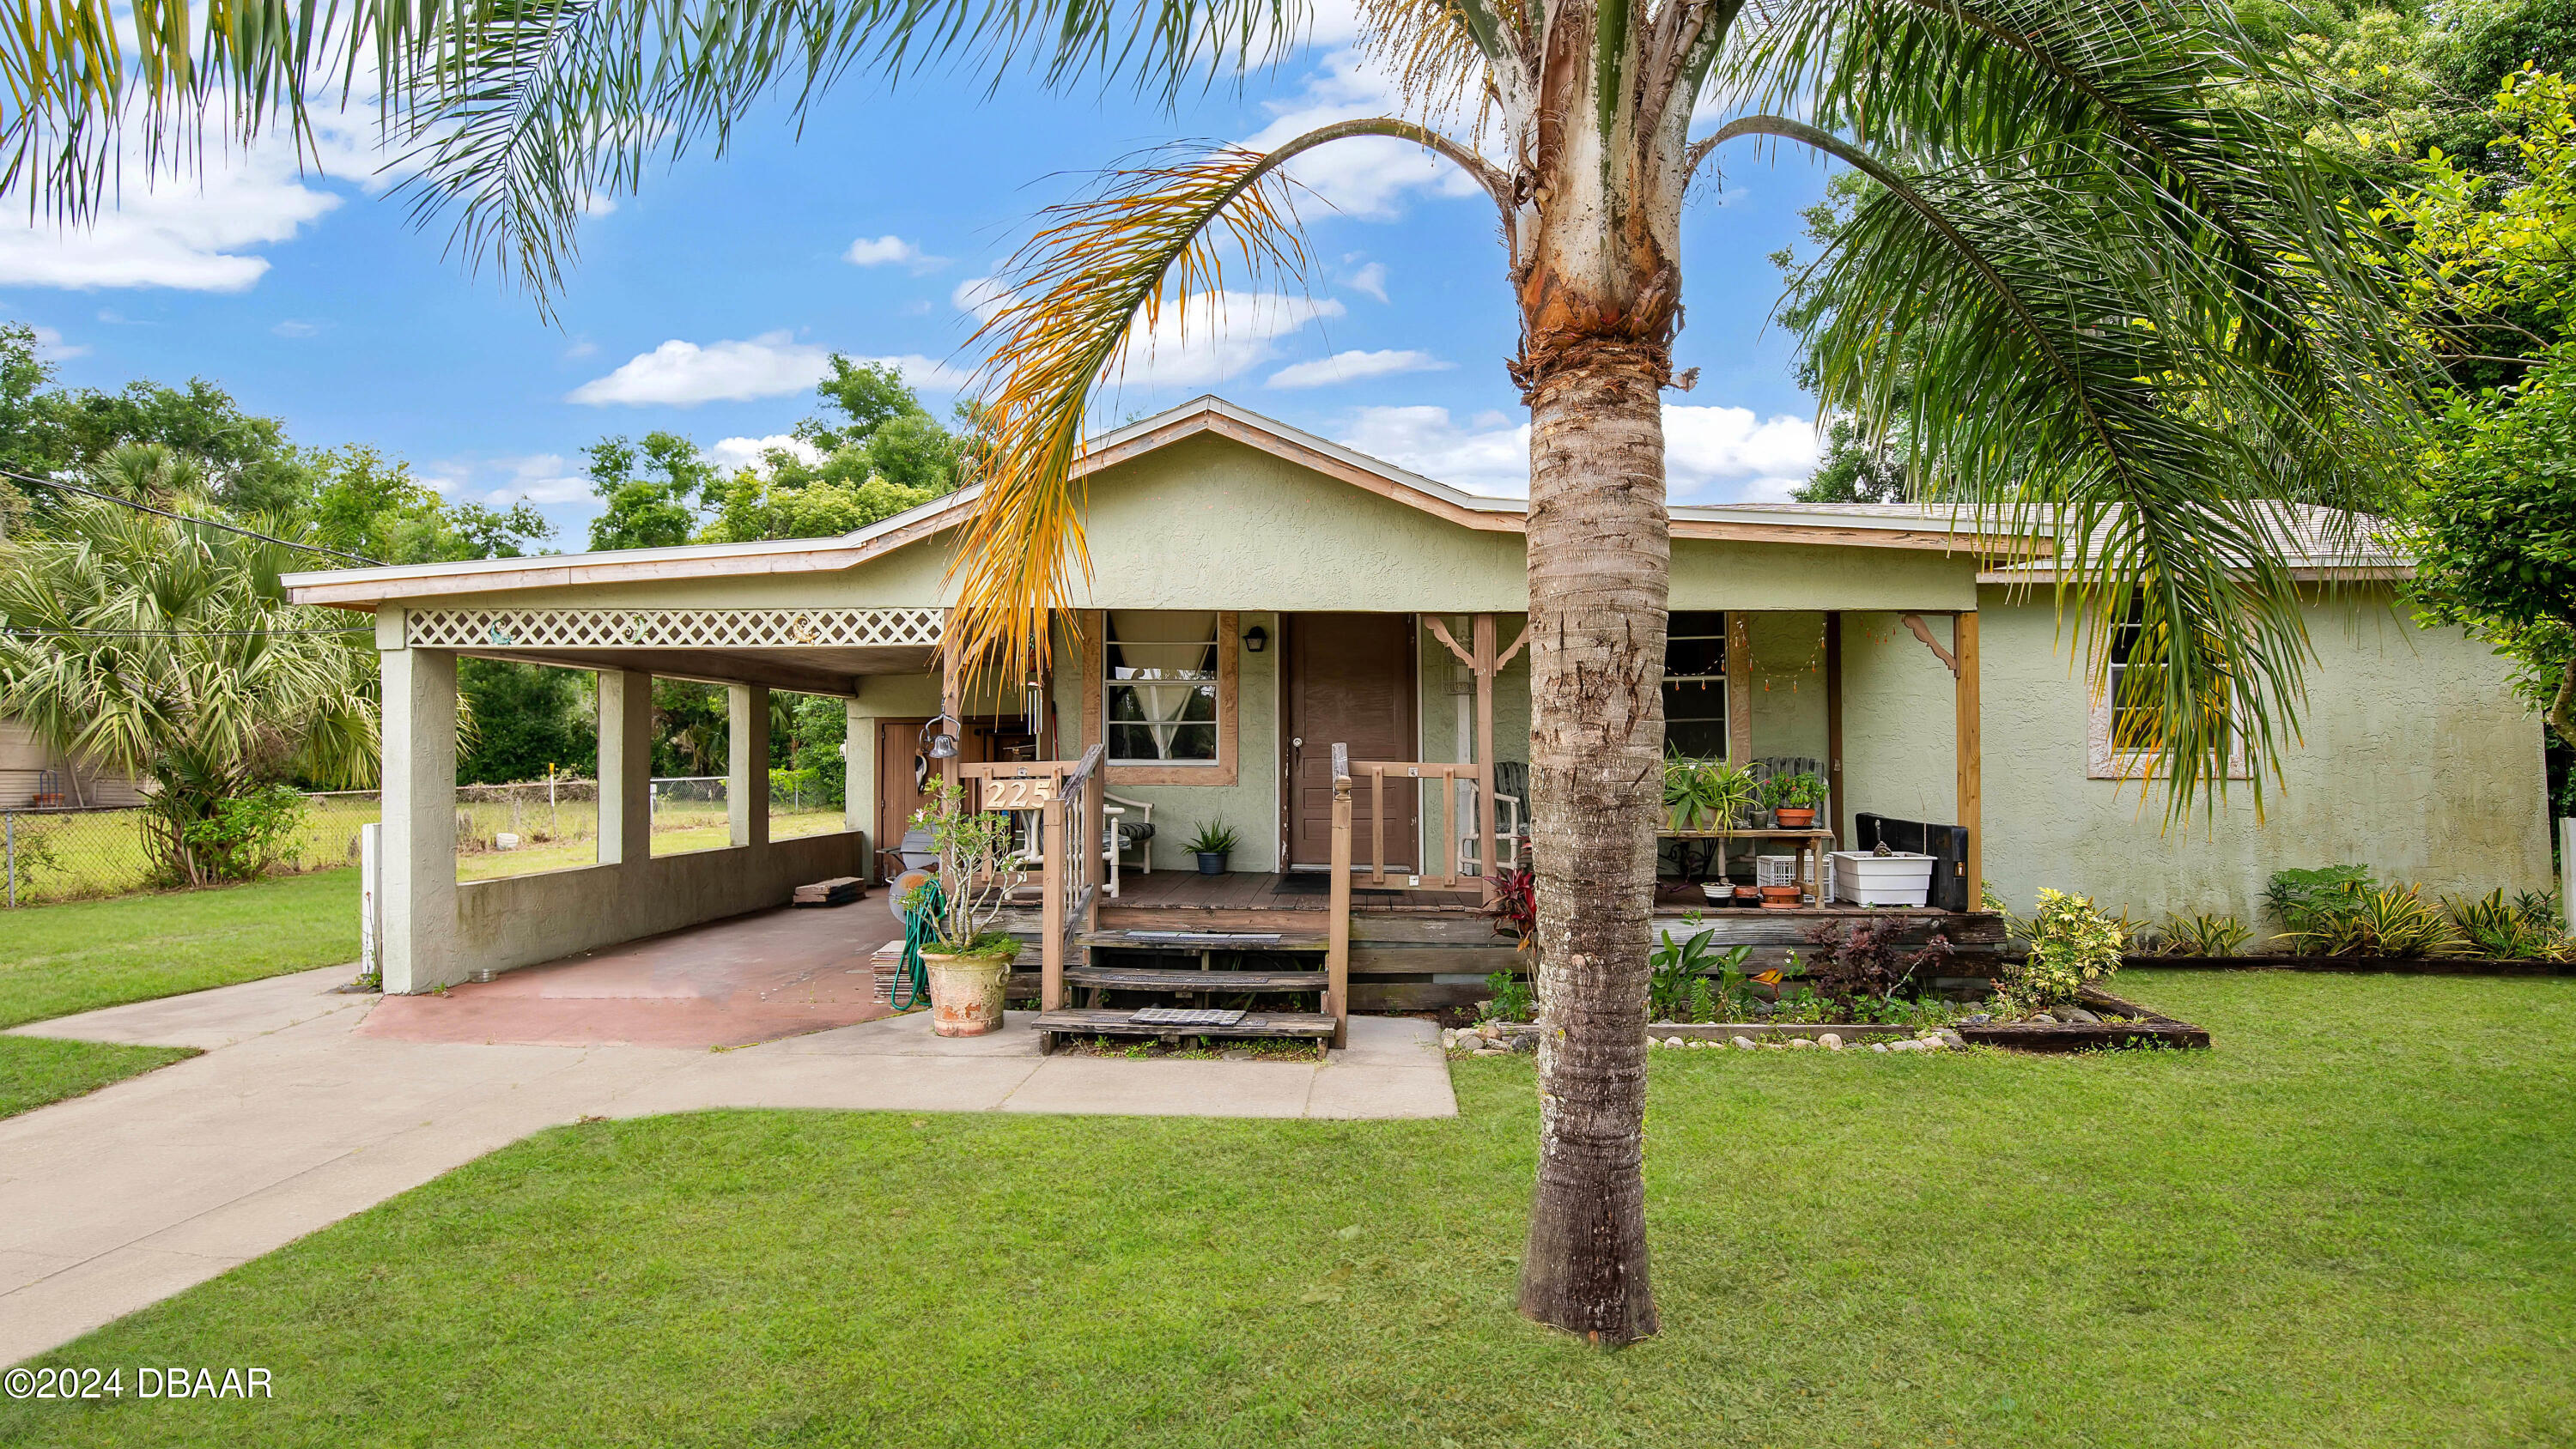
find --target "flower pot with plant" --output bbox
[1184,821,1239,875]
[903,779,1028,1037]
[1761,770,1827,829]
[1662,753,1759,831]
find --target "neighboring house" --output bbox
[283,395,2548,995]
[0,718,149,810]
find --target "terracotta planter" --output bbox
[921,951,1012,1037]
[1773,806,1817,828]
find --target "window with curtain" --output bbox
[1106,610,1221,763]
[1662,610,1728,758]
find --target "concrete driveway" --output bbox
[0,967,1455,1366]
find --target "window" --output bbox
[1662,610,1728,758]
[1105,610,1220,764]
[2089,591,2246,780]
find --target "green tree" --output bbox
[585,432,720,551]
[457,659,597,785]
[307,446,551,563]
[1794,416,1909,504]
[37,0,2421,1342]
[0,494,376,885]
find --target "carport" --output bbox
[285,528,981,994]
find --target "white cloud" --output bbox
[271,318,323,338]
[1267,348,1450,389]
[27,325,85,360]
[952,275,1012,324]
[845,234,933,268]
[0,113,394,292]
[568,332,830,406]
[1244,52,1491,218]
[1338,260,1388,303]
[1110,290,1346,391]
[479,454,595,506]
[1338,402,1822,500]
[708,433,825,473]
[568,333,969,406]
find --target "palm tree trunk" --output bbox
[1514,349,1671,1345]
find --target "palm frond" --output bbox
[1,0,1318,301]
[949,117,1504,685]
[948,141,1311,686]
[1707,0,2428,817]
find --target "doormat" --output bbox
[1130,1007,1246,1027]
[1271,874,1406,898]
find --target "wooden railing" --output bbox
[1346,759,1475,890]
[961,747,1104,1012]
[1327,744,1352,1049]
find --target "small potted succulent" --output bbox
[1185,821,1240,875]
[903,779,1027,1037]
[1762,771,1827,829]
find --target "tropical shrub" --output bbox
[2281,880,2460,956]
[1800,918,1953,1009]
[2140,911,2251,957]
[1647,923,1753,1021]
[1996,888,2125,1015]
[176,784,312,882]
[2446,888,2574,961]
[2263,864,2377,924]
[1481,969,1536,1024]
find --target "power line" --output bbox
[4,626,374,639]
[0,466,384,567]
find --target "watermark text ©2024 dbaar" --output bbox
[5,1365,273,1400]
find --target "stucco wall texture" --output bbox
[1838,586,2551,924]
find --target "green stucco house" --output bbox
[284,396,2549,995]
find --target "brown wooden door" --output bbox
[1285,613,1419,869]
[875,718,930,882]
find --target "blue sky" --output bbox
[0,18,1839,546]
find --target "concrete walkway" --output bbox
[0,968,1454,1366]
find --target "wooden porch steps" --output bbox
[1076,928,1328,953]
[1062,965,1327,992]
[1033,1008,1337,1056]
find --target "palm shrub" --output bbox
[0,495,377,887]
[2140,911,2251,957]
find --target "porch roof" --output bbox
[282,396,2050,611]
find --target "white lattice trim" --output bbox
[405,607,944,651]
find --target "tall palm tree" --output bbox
[3,0,2415,1341]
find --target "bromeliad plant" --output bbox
[903,779,1028,961]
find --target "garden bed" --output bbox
[2123,952,2576,976]
[1953,987,2209,1052]
[1449,986,2208,1055]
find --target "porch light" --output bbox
[1242,624,1267,653]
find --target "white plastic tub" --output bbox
[1830,850,1935,907]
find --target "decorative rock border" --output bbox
[1444,987,2209,1056]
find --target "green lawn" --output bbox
[0,870,359,1119]
[6,971,2573,1446]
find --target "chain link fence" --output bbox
[3,774,849,907]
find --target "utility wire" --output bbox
[0,465,384,567]
[4,626,374,639]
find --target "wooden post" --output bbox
[1041,792,1065,1011]
[1954,610,1983,903]
[1327,743,1352,1049]
[1473,613,1498,900]
[1082,757,1104,938]
[1824,614,1845,845]
[1726,610,1753,765]
[940,642,967,797]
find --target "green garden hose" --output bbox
[894,878,944,1012]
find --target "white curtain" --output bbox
[1109,610,1217,760]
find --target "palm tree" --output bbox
[0,492,378,885]
[4,0,2416,1341]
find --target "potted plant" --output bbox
[1663,754,1759,830]
[903,779,1027,1037]
[1185,821,1239,875]
[1762,771,1827,829]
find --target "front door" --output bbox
[1285,613,1419,870]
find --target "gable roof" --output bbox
[283,395,2044,609]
